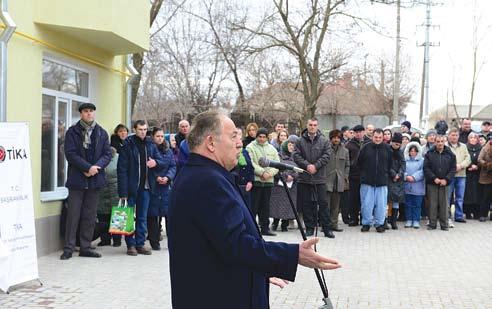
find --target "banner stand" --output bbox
[0,122,40,293]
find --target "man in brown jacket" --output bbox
[326,130,350,232]
[478,135,492,221]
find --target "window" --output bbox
[41,58,93,201]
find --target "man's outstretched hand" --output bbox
[298,237,341,270]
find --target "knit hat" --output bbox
[391,132,403,144]
[425,129,437,138]
[287,135,299,144]
[401,121,411,131]
[256,127,269,137]
[402,133,411,140]
[329,129,342,140]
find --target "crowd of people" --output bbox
[59,102,492,260]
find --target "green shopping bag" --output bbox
[109,199,135,235]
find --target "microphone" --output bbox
[258,157,305,173]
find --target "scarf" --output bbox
[80,120,96,149]
[238,149,247,167]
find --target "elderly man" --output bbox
[175,119,190,147]
[424,135,456,230]
[168,111,340,308]
[365,124,375,143]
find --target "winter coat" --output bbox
[464,143,481,204]
[64,121,112,190]
[168,153,298,308]
[110,134,125,154]
[243,135,256,147]
[293,129,331,184]
[270,151,298,220]
[423,146,456,185]
[177,139,190,170]
[97,153,119,215]
[478,143,492,185]
[232,148,254,186]
[357,142,392,187]
[447,142,471,177]
[175,132,186,149]
[346,138,364,181]
[388,146,406,202]
[246,140,279,186]
[459,129,472,144]
[325,144,350,193]
[404,142,425,196]
[117,135,166,199]
[148,146,177,217]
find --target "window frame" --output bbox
[40,54,97,202]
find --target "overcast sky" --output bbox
[352,0,492,125]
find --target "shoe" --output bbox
[455,218,466,223]
[127,247,138,256]
[60,251,72,260]
[448,219,454,228]
[261,230,277,236]
[441,227,449,231]
[305,229,314,237]
[281,226,288,232]
[136,247,152,255]
[97,240,111,247]
[332,227,344,232]
[324,230,335,238]
[405,221,412,228]
[79,250,102,258]
[383,218,390,230]
[151,243,161,251]
[427,226,437,230]
[479,217,487,222]
[413,221,420,229]
[361,225,370,232]
[112,239,122,247]
[348,222,359,227]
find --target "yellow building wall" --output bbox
[4,0,145,220]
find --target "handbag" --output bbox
[108,199,135,236]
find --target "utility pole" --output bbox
[392,0,401,125]
[417,0,440,128]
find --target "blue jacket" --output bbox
[176,139,190,171]
[404,142,425,196]
[117,135,166,199]
[64,121,112,190]
[148,147,176,217]
[168,154,299,309]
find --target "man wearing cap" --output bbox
[345,125,365,226]
[481,121,491,136]
[61,103,112,260]
[341,126,352,145]
[423,130,437,155]
[401,121,411,134]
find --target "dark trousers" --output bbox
[148,216,167,246]
[239,184,252,211]
[348,179,361,224]
[64,189,100,252]
[297,183,331,232]
[97,214,122,243]
[427,185,449,228]
[251,186,272,231]
[480,184,492,218]
[340,190,350,224]
[327,191,341,229]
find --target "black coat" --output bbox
[293,129,331,184]
[459,129,472,144]
[423,146,457,184]
[388,147,406,203]
[464,143,482,205]
[64,121,112,190]
[346,138,364,180]
[110,134,125,154]
[357,142,392,187]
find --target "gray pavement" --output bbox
[2,219,492,308]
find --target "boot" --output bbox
[391,208,398,230]
[383,218,390,230]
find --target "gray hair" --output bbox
[187,111,224,151]
[468,132,479,140]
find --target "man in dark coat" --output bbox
[459,118,473,144]
[168,111,340,309]
[357,128,393,233]
[293,118,334,238]
[117,120,166,256]
[424,135,457,230]
[61,103,112,260]
[174,119,190,147]
[345,125,365,226]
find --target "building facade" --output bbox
[2,0,149,255]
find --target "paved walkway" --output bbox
[2,220,492,308]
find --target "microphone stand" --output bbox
[279,173,334,309]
